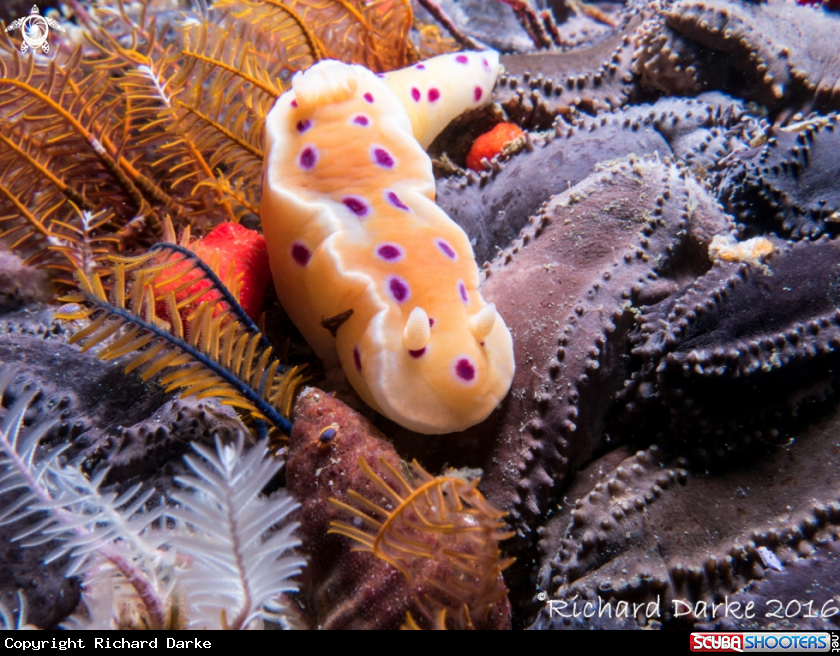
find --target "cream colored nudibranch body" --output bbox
[260,52,513,434]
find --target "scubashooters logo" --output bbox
[691,632,834,652]
[4,5,65,54]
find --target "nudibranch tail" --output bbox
[380,50,502,148]
[261,54,514,434]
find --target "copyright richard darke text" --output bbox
[4,638,212,650]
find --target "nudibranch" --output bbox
[260,52,515,434]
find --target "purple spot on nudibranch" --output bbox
[482,57,490,72]
[474,86,483,102]
[455,358,476,382]
[436,239,456,260]
[299,146,317,170]
[291,242,311,266]
[372,147,395,169]
[353,346,362,372]
[459,281,468,303]
[290,99,297,108]
[343,196,369,217]
[364,92,374,103]
[386,191,409,211]
[388,276,410,303]
[409,348,426,358]
[296,119,312,133]
[411,87,421,102]
[353,115,369,126]
[416,63,426,70]
[428,88,440,102]
[429,318,434,327]
[456,54,469,64]
[376,244,403,261]
[376,73,385,78]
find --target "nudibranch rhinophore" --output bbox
[260,51,515,434]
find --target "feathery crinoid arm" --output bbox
[0,591,41,630]
[62,434,306,630]
[163,14,291,222]
[0,367,173,629]
[0,0,324,277]
[0,367,306,629]
[55,245,304,435]
[328,456,514,629]
[213,0,413,72]
[47,206,125,286]
[167,434,305,630]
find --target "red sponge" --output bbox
[191,223,270,320]
[155,223,270,321]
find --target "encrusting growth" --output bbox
[286,387,514,630]
[329,456,514,629]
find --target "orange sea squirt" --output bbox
[466,122,525,172]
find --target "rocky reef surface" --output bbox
[1,0,840,630]
[353,0,840,630]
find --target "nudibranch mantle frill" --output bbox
[261,53,514,434]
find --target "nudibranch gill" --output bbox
[260,52,514,434]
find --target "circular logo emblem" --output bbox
[4,6,65,54]
[21,13,49,52]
